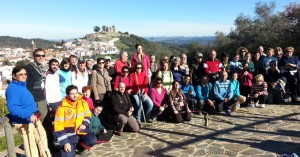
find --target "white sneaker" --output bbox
[236,103,240,109]
[255,101,260,107]
[260,104,265,108]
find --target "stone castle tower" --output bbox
[31,40,36,52]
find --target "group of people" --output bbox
[5,44,299,157]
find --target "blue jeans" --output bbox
[131,94,154,120]
[60,143,76,157]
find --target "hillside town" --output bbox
[0,26,123,97]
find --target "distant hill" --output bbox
[0,36,56,49]
[115,34,181,59]
[145,36,216,45]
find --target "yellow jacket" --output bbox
[54,95,91,145]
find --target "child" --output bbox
[229,54,243,75]
[82,86,94,110]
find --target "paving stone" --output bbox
[223,143,249,152]
[194,150,206,156]
[206,146,225,155]
[132,146,153,157]
[241,148,265,155]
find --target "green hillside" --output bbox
[0,36,56,49]
[115,34,181,60]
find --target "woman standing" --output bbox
[6,66,51,157]
[171,57,186,82]
[57,57,72,98]
[156,60,174,93]
[169,80,191,123]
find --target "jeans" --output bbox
[131,94,154,120]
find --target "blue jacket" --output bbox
[5,80,38,124]
[57,69,72,98]
[214,79,233,101]
[230,79,240,96]
[196,83,213,101]
[181,83,196,97]
[229,60,242,73]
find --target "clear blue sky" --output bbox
[0,0,297,40]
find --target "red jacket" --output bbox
[114,60,130,76]
[131,53,150,76]
[204,59,222,74]
[130,72,149,94]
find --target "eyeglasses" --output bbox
[98,62,105,64]
[17,73,27,76]
[157,82,162,84]
[35,54,45,57]
[123,71,129,73]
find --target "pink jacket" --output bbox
[131,53,150,76]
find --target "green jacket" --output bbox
[90,112,105,134]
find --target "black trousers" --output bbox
[283,72,297,101]
[215,97,237,112]
[252,94,268,104]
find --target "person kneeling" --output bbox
[90,105,113,144]
[169,80,192,123]
[112,82,140,136]
[54,85,97,157]
[214,71,237,116]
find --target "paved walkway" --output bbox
[1,104,300,157]
[88,104,300,157]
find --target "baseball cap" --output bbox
[197,53,203,57]
[104,56,111,61]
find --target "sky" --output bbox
[0,0,297,40]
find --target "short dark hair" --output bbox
[97,57,105,63]
[66,85,78,95]
[135,43,141,49]
[60,58,70,69]
[122,66,130,72]
[33,48,45,56]
[48,58,59,67]
[69,55,77,59]
[12,66,26,80]
[134,62,144,71]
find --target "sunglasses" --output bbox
[270,64,276,66]
[35,54,45,57]
[136,67,143,69]
[157,82,162,84]
[98,62,105,64]
[17,73,27,76]
[123,70,129,73]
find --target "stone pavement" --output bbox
[1,104,299,157]
[85,104,300,157]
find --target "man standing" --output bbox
[115,51,130,76]
[204,50,222,84]
[131,43,151,78]
[104,56,116,85]
[72,59,90,93]
[54,85,96,156]
[45,58,62,114]
[26,48,47,122]
[190,52,206,87]
[69,55,78,72]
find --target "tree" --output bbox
[15,59,31,66]
[94,26,100,34]
[2,59,12,66]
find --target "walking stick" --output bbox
[34,122,49,157]
[139,92,148,127]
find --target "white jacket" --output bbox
[45,72,62,103]
[72,69,90,93]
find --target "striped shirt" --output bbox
[250,82,268,97]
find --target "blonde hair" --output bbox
[286,47,294,53]
[255,74,264,82]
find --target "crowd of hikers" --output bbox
[5,44,299,157]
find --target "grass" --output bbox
[114,40,130,49]
[0,133,23,151]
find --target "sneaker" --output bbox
[255,100,260,107]
[225,110,232,116]
[204,114,209,127]
[260,104,265,108]
[236,103,240,109]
